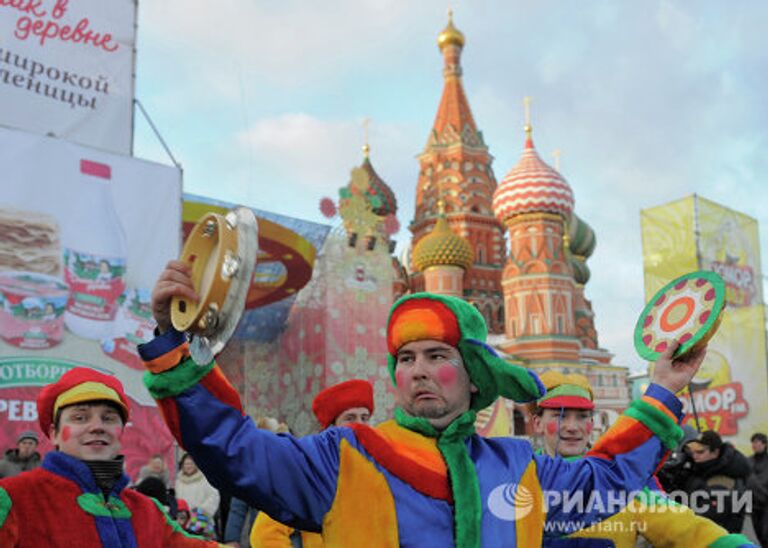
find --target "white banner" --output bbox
[0,125,181,479]
[0,0,136,154]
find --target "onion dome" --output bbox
[437,10,465,50]
[492,128,574,224]
[356,145,397,217]
[412,206,473,272]
[568,214,596,259]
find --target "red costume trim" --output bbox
[349,423,452,503]
[200,367,243,414]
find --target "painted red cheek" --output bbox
[395,370,409,389]
[61,426,71,442]
[436,365,458,386]
[586,422,594,435]
[546,422,558,435]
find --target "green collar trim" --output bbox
[76,493,132,518]
[395,408,481,548]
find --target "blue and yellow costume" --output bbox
[532,371,754,547]
[140,293,689,547]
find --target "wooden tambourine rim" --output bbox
[171,212,238,333]
[633,270,726,361]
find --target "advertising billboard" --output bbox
[0,0,136,154]
[641,195,768,452]
[0,126,181,478]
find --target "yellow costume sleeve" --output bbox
[250,513,294,548]
[631,489,733,547]
[250,512,324,548]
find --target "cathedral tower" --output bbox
[409,12,506,331]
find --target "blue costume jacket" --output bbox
[140,330,687,547]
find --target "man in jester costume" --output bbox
[530,370,755,547]
[0,367,217,547]
[141,260,706,547]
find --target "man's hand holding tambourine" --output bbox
[651,340,707,394]
[151,260,198,335]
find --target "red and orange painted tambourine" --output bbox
[634,270,726,360]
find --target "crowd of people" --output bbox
[0,261,766,546]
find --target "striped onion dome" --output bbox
[358,153,398,217]
[568,214,596,258]
[412,215,474,272]
[492,131,574,224]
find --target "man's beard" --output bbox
[409,396,450,419]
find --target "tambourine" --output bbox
[171,207,258,361]
[634,270,725,360]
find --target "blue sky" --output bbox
[133,1,768,373]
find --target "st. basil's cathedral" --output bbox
[218,13,630,438]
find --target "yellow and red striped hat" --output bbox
[37,367,130,435]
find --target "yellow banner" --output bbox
[641,196,767,453]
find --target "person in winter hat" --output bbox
[0,431,42,479]
[529,371,754,546]
[0,366,216,546]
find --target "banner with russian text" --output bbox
[0,126,181,479]
[0,0,136,154]
[641,195,768,454]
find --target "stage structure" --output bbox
[0,127,180,479]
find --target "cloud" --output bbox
[235,113,361,188]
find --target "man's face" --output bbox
[752,439,766,455]
[686,442,719,463]
[50,403,124,461]
[149,456,164,473]
[394,339,476,430]
[16,439,37,459]
[333,406,371,427]
[532,408,593,457]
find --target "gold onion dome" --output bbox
[412,213,474,272]
[437,10,465,50]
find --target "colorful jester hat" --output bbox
[386,292,545,411]
[536,371,595,411]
